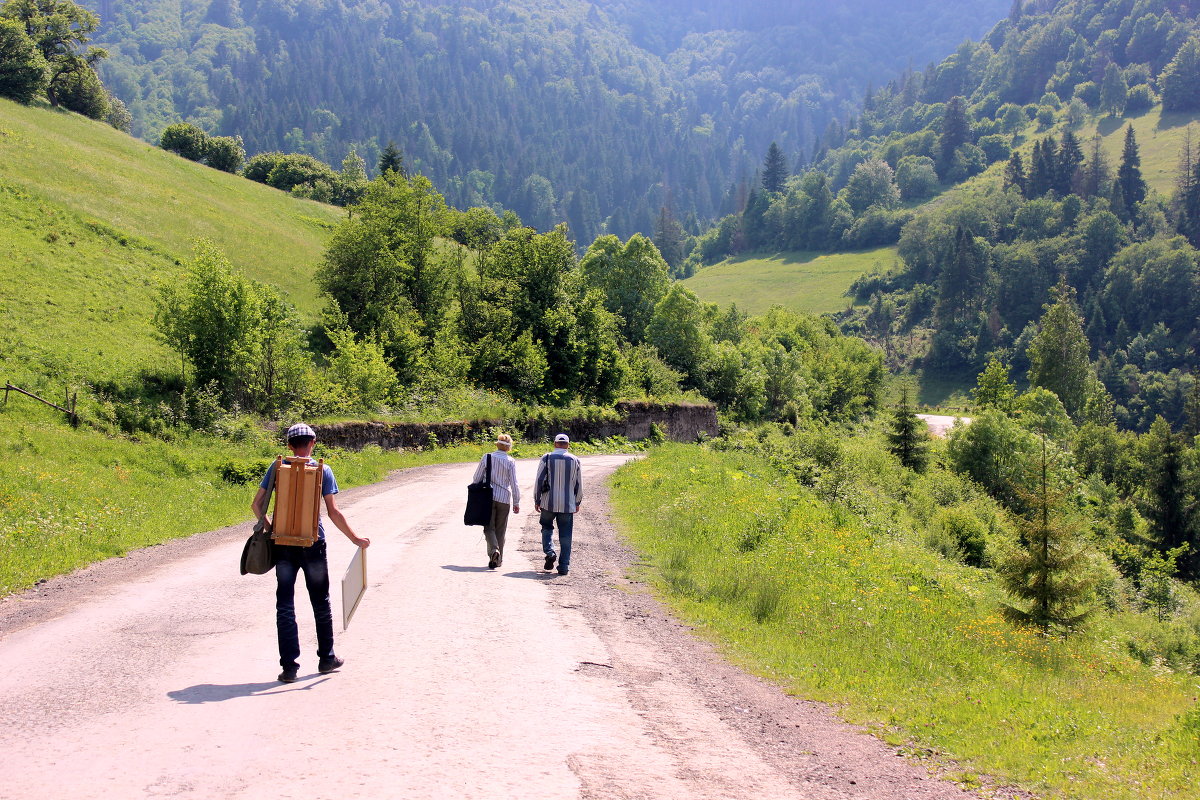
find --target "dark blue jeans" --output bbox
[540,510,574,573]
[274,540,334,670]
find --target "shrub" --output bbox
[243,152,287,183]
[936,505,991,567]
[55,66,109,120]
[160,122,209,161]
[205,135,245,173]
[1073,81,1099,108]
[218,458,271,485]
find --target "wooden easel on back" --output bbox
[270,456,324,546]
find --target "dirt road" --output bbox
[918,414,972,437]
[0,454,1004,799]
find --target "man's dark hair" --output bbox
[288,435,316,447]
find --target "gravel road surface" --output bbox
[0,454,1015,799]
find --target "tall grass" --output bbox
[610,442,1199,799]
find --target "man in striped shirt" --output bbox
[534,433,583,575]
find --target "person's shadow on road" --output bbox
[440,565,556,580]
[168,678,330,703]
[503,570,557,580]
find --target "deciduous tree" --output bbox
[580,233,670,345]
[1,0,106,111]
[0,18,46,102]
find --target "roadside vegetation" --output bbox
[612,434,1200,799]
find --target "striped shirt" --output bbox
[534,448,583,513]
[472,450,521,506]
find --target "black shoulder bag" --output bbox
[240,463,277,575]
[464,453,493,526]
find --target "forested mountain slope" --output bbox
[85,0,1008,240]
[686,0,1200,431]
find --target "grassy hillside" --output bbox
[1088,107,1200,197]
[0,99,342,386]
[683,246,898,315]
[614,443,1200,799]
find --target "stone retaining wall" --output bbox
[313,401,718,452]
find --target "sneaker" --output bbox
[278,668,298,683]
[488,554,498,569]
[557,569,569,576]
[544,553,556,571]
[318,656,344,674]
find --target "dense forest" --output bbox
[82,0,1009,241]
[685,0,1200,434]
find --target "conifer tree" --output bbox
[1004,150,1026,195]
[997,435,1096,630]
[1055,129,1083,195]
[653,205,687,272]
[1027,283,1091,420]
[887,390,929,472]
[1117,124,1146,214]
[1144,416,1194,576]
[938,96,970,174]
[1175,128,1200,246]
[935,226,987,329]
[1080,135,1110,199]
[378,140,405,176]
[761,141,789,194]
[1026,137,1055,197]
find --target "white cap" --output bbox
[554,433,570,444]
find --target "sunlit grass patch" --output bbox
[683,247,898,315]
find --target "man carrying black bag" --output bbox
[465,433,521,569]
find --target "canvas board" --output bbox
[341,547,367,630]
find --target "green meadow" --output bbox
[611,443,1200,799]
[683,246,898,315]
[1087,107,1200,197]
[0,98,349,395]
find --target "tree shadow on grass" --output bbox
[1097,116,1125,136]
[1156,110,1199,131]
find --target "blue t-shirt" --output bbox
[260,458,338,539]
